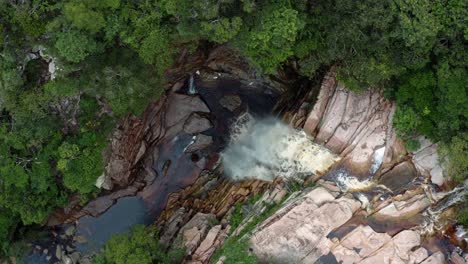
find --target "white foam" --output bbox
[370,146,385,174]
[188,74,197,94]
[222,116,339,181]
[334,170,375,192]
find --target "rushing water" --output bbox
[188,74,197,94]
[24,74,280,263]
[222,114,339,181]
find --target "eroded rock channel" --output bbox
[26,49,466,264]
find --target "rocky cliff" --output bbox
[36,51,465,264]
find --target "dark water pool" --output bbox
[24,75,280,261]
[74,196,151,253]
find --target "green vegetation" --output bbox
[0,0,466,256]
[212,181,307,263]
[93,225,184,264]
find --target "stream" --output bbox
[26,73,279,262]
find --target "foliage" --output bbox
[237,5,303,74]
[94,225,184,264]
[212,185,300,263]
[0,0,466,258]
[54,29,101,63]
[439,133,468,183]
[457,201,468,228]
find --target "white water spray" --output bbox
[421,180,468,234]
[188,74,197,94]
[221,114,339,181]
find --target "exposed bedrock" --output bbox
[250,186,450,264]
[301,71,406,177]
[296,70,446,187]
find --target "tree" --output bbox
[237,5,304,74]
[98,225,184,264]
[54,29,101,63]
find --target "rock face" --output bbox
[303,71,405,176]
[106,116,146,188]
[251,187,361,263]
[251,186,446,264]
[412,137,445,186]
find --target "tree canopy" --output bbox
[0,0,466,256]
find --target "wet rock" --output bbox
[379,161,417,193]
[374,193,430,219]
[219,95,242,111]
[251,187,360,263]
[185,135,213,153]
[420,251,445,264]
[55,245,62,260]
[165,94,210,133]
[62,255,72,264]
[78,186,138,218]
[66,245,73,253]
[70,252,80,264]
[184,113,212,134]
[74,235,87,244]
[65,225,75,237]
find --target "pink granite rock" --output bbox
[251,187,360,263]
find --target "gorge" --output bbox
[23,47,467,264]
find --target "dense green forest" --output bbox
[0,0,466,257]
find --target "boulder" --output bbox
[184,114,212,134]
[378,161,417,193]
[185,135,213,153]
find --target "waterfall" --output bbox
[188,74,197,94]
[421,180,468,234]
[221,114,339,181]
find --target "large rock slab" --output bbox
[251,187,360,263]
[358,230,421,264]
[303,70,405,176]
[374,193,430,219]
[333,225,392,259]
